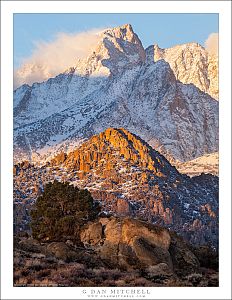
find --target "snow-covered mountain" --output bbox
[146,43,218,100]
[14,24,219,164]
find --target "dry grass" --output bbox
[13,239,219,287]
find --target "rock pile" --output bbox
[80,216,200,274]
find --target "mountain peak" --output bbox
[74,23,145,77]
[51,127,177,179]
[104,23,133,34]
[145,41,218,99]
[103,23,137,43]
[14,25,218,164]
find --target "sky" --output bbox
[14,13,218,68]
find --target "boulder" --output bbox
[80,217,199,275]
[98,217,111,226]
[46,242,78,262]
[98,240,119,265]
[81,216,173,270]
[80,222,103,246]
[18,238,44,253]
[132,237,173,269]
[118,242,139,268]
[121,218,171,250]
[104,217,122,244]
[169,232,200,276]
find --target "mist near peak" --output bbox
[14,28,105,89]
[205,32,218,56]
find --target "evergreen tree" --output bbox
[30,180,100,243]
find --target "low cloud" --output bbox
[14,28,104,89]
[205,33,218,56]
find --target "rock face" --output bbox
[13,24,218,163]
[147,43,218,100]
[80,217,199,273]
[14,127,219,248]
[54,127,170,177]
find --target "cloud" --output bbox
[14,28,105,89]
[204,33,218,56]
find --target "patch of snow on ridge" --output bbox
[175,152,219,177]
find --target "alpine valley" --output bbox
[13,24,219,287]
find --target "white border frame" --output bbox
[1,1,231,299]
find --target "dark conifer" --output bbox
[30,180,100,243]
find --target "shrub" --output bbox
[31,180,100,243]
[192,245,219,271]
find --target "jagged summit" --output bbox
[103,24,137,41]
[14,24,144,89]
[73,23,145,77]
[146,42,218,99]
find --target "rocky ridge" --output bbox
[14,24,218,163]
[14,128,219,248]
[146,43,218,99]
